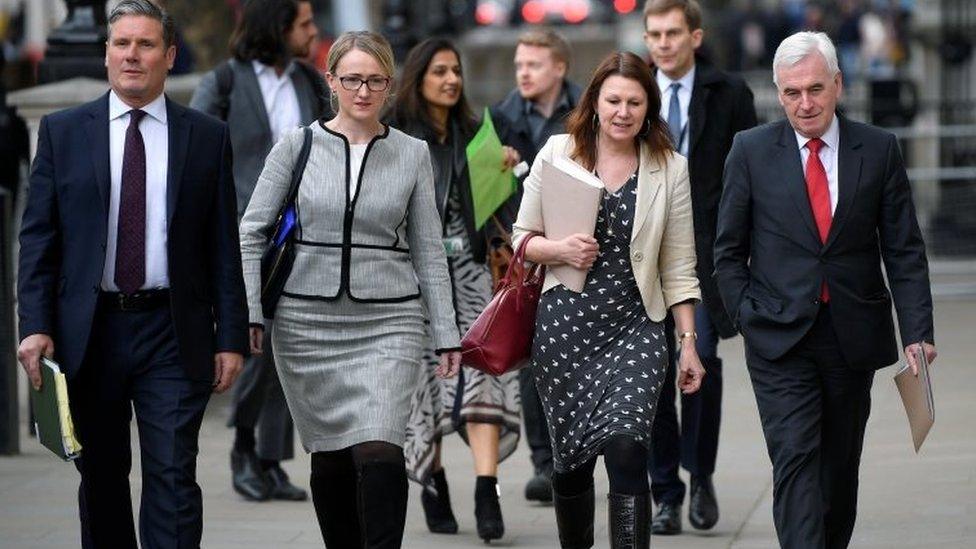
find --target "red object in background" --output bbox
[562,0,590,23]
[522,0,546,24]
[476,1,500,25]
[614,0,637,14]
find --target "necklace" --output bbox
[602,173,636,237]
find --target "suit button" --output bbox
[92,285,99,294]
[813,298,821,305]
[632,251,644,262]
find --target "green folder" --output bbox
[465,107,517,230]
[30,358,82,461]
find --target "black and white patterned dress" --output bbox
[404,183,522,485]
[532,172,668,473]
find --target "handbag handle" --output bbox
[499,233,544,304]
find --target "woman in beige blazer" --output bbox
[511,51,705,549]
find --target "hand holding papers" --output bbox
[894,343,935,452]
[539,158,604,292]
[30,358,82,461]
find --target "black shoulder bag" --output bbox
[260,126,313,319]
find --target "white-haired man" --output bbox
[714,32,936,548]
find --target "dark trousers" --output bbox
[746,305,874,549]
[68,302,211,549]
[227,324,294,461]
[520,366,552,472]
[649,305,723,505]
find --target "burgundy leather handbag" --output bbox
[461,234,545,376]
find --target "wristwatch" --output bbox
[678,331,697,343]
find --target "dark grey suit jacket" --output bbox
[190,58,325,217]
[714,116,934,370]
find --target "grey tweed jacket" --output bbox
[239,122,461,350]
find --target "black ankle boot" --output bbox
[356,462,408,549]
[553,483,594,548]
[474,476,505,542]
[608,493,651,549]
[421,468,458,534]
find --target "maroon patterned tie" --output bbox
[115,109,147,295]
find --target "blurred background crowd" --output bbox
[0,0,974,256]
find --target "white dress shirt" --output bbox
[656,65,696,156]
[253,60,301,144]
[794,114,840,214]
[102,90,170,291]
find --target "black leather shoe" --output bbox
[421,469,458,534]
[266,465,308,501]
[608,493,651,549]
[650,501,682,535]
[231,449,271,501]
[524,468,553,503]
[689,475,719,530]
[474,476,505,542]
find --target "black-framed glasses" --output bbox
[338,75,390,92]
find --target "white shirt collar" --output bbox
[253,59,295,79]
[795,113,840,152]
[109,89,167,124]
[656,64,696,94]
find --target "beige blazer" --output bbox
[512,134,700,323]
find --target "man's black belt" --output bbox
[99,289,170,312]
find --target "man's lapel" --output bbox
[166,97,191,228]
[84,93,111,223]
[687,63,718,156]
[775,120,822,252]
[239,63,273,137]
[824,116,863,250]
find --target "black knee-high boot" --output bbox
[608,493,651,549]
[356,461,409,548]
[553,481,595,548]
[310,452,362,548]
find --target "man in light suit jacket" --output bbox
[714,32,936,548]
[16,2,247,547]
[190,0,329,502]
[642,0,758,534]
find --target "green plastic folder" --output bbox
[465,107,517,230]
[30,358,82,461]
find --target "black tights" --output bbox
[310,441,406,548]
[552,436,650,496]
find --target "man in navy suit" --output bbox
[16,1,247,547]
[715,32,936,548]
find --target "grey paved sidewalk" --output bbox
[1,298,974,548]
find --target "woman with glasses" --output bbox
[386,37,521,543]
[239,31,461,548]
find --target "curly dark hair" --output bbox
[229,0,306,66]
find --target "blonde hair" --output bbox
[327,31,396,78]
[517,28,571,69]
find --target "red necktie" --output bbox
[805,138,831,302]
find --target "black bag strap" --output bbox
[268,126,313,240]
[214,60,235,121]
[283,126,313,210]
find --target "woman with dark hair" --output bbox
[512,51,705,549]
[386,37,521,543]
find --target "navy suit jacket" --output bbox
[18,92,248,381]
[714,116,934,370]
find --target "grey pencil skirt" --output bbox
[271,294,427,453]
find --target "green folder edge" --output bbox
[465,107,518,230]
[30,358,82,461]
